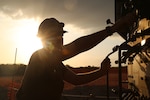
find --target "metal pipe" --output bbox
[118,48,122,100]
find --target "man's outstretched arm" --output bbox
[62,11,137,60]
[62,28,113,60]
[63,57,111,85]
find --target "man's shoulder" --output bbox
[32,48,44,54]
[31,48,46,57]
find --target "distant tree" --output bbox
[0,64,26,76]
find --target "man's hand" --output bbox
[112,11,137,34]
[100,57,111,73]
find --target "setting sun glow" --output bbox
[13,19,42,64]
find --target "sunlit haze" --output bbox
[0,0,125,67]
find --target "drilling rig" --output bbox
[115,0,150,99]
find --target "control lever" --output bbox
[106,19,114,25]
[106,45,119,58]
[105,45,119,99]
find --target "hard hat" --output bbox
[37,18,67,39]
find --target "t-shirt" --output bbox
[16,49,67,100]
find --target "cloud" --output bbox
[0,0,114,31]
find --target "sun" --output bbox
[13,18,43,64]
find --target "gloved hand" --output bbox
[111,10,137,34]
[100,57,111,73]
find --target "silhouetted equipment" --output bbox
[115,0,150,40]
[114,0,150,99]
